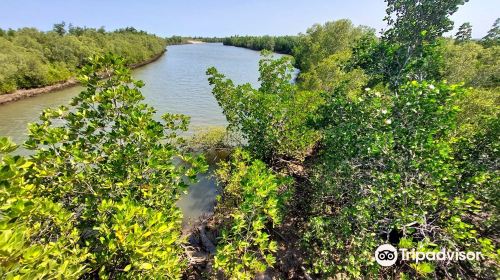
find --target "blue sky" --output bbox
[2,0,498,38]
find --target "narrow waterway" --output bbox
[0,43,275,225]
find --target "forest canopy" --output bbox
[0,23,169,94]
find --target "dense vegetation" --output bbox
[1,1,499,279]
[0,54,207,279]
[0,23,169,94]
[207,1,499,279]
[207,51,321,163]
[222,35,298,54]
[213,149,290,279]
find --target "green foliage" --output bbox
[284,2,499,278]
[1,54,207,279]
[0,25,167,94]
[354,0,468,88]
[94,198,186,279]
[165,35,188,45]
[299,50,368,97]
[304,81,498,278]
[455,22,472,43]
[383,0,468,45]
[1,2,497,279]
[213,149,289,279]
[52,21,66,36]
[293,19,373,72]
[441,39,499,88]
[453,88,499,224]
[186,126,240,151]
[290,19,374,95]
[223,35,298,55]
[0,138,89,279]
[481,18,500,47]
[207,52,322,162]
[357,37,445,90]
[212,3,498,279]
[194,37,224,43]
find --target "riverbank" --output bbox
[187,40,205,44]
[0,50,167,105]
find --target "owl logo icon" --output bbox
[375,244,398,266]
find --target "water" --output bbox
[0,43,273,225]
[0,43,267,142]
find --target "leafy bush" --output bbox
[441,40,500,88]
[186,126,240,151]
[452,88,499,243]
[209,2,498,279]
[0,138,88,279]
[292,19,373,72]
[0,54,207,279]
[299,50,368,97]
[304,81,498,278]
[350,0,469,89]
[207,52,322,163]
[213,149,290,279]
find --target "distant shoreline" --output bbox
[0,49,167,105]
[186,40,205,44]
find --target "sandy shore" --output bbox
[187,40,205,44]
[0,50,167,105]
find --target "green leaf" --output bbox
[140,263,153,270]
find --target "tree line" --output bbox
[222,35,299,54]
[222,18,499,90]
[0,22,172,94]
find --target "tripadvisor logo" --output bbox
[374,244,485,266]
[375,244,398,266]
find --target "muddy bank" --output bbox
[0,50,167,105]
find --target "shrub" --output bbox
[0,54,207,279]
[441,40,500,88]
[304,81,499,278]
[298,50,368,97]
[0,138,89,279]
[186,126,240,151]
[292,19,373,72]
[207,52,322,163]
[452,88,499,249]
[213,149,290,279]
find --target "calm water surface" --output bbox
[0,43,272,224]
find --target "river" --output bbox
[0,43,271,225]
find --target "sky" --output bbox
[1,0,498,38]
